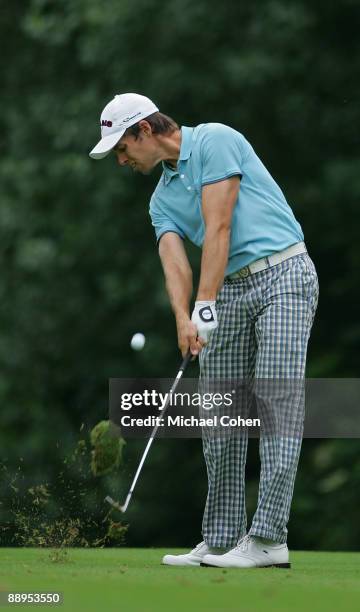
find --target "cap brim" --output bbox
[89,129,126,160]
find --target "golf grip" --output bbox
[121,350,193,512]
[180,349,193,372]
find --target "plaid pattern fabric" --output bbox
[199,253,319,547]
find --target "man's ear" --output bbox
[138,119,152,137]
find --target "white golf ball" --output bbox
[130,333,146,351]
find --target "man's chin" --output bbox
[131,161,157,175]
[138,166,154,176]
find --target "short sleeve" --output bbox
[149,199,185,244]
[200,124,244,186]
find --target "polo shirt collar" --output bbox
[162,126,193,185]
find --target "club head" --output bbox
[105,495,126,513]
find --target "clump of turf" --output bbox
[90,421,125,477]
[105,520,128,544]
[2,430,129,558]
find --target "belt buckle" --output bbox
[226,265,251,281]
[238,266,250,279]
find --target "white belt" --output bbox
[226,242,307,280]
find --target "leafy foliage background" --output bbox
[0,0,359,549]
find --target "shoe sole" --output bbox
[201,562,291,569]
[162,561,201,567]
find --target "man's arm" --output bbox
[158,232,203,356]
[158,232,192,319]
[197,176,240,300]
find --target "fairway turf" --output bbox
[0,548,359,612]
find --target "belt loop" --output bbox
[265,256,270,268]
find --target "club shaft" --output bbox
[120,351,192,512]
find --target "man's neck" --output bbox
[158,129,182,169]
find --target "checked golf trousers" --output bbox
[199,252,319,546]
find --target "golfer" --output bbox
[90,93,319,568]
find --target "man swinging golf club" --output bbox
[90,93,319,569]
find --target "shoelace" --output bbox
[236,534,251,552]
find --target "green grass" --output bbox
[0,548,359,611]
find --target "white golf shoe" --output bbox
[162,541,229,567]
[201,535,291,569]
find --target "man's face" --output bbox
[113,126,160,175]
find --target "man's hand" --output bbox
[191,300,218,343]
[176,313,205,357]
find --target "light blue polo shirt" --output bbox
[149,123,304,275]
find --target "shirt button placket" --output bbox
[179,169,192,191]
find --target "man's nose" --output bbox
[116,152,128,166]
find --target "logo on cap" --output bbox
[101,120,113,127]
[122,111,142,123]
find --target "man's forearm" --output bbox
[159,234,193,319]
[164,262,193,320]
[197,227,230,300]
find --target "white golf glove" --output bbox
[191,301,218,343]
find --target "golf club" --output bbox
[105,349,193,513]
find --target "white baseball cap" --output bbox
[89,93,159,160]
